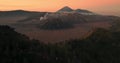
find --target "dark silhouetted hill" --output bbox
[110,16,120,31]
[63,28,120,63]
[0,25,120,63]
[0,25,48,63]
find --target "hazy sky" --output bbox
[0,0,120,16]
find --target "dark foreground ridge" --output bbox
[0,25,120,63]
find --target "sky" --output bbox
[0,0,120,16]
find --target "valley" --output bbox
[14,21,111,43]
[0,7,119,43]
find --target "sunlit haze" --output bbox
[0,0,120,16]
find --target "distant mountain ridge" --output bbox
[0,10,38,13]
[0,10,46,17]
[57,6,93,13]
[0,6,94,17]
[74,9,93,13]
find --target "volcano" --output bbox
[57,6,73,12]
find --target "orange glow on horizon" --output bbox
[0,0,120,15]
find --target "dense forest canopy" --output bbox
[0,25,120,63]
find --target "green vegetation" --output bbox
[0,25,120,63]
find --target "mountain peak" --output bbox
[57,6,73,12]
[63,6,72,9]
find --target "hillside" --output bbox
[0,7,119,42]
[0,10,45,17]
[0,25,120,63]
[38,13,87,30]
[110,16,120,31]
[0,10,46,25]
